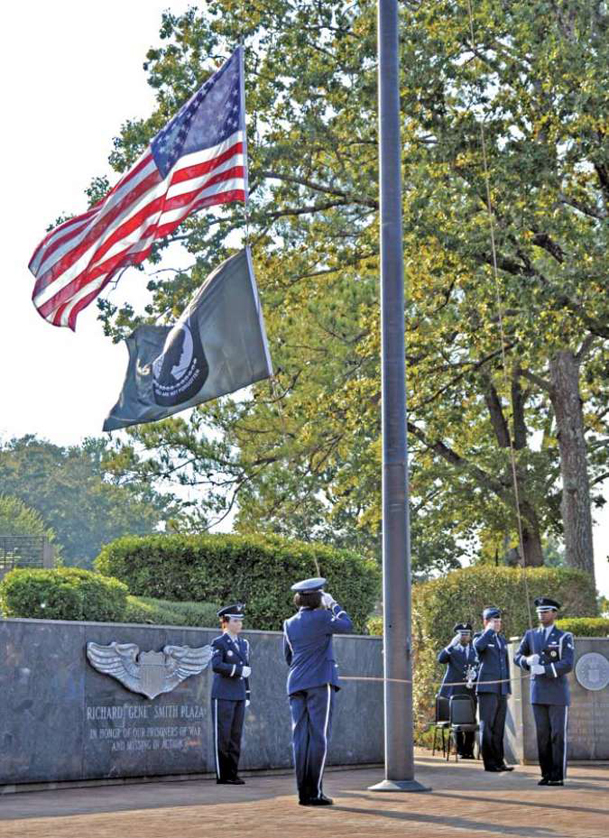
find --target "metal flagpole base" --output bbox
[368,779,431,792]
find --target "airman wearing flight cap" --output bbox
[473,607,513,772]
[437,622,478,758]
[514,597,574,785]
[211,603,251,784]
[283,577,352,806]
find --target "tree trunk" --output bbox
[549,350,595,580]
[520,513,544,567]
[483,374,544,567]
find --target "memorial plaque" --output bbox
[575,652,609,691]
[0,618,383,788]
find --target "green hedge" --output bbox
[556,617,609,637]
[123,596,220,628]
[0,567,128,622]
[368,565,597,736]
[95,533,380,633]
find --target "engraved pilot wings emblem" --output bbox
[86,641,213,699]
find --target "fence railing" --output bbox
[0,536,55,579]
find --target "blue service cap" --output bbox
[453,622,472,634]
[290,577,327,593]
[217,603,246,619]
[482,606,501,620]
[534,596,561,612]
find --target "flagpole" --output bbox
[368,0,429,793]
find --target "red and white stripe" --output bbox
[29,131,246,330]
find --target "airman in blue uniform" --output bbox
[437,622,478,758]
[211,603,251,784]
[283,577,352,806]
[514,597,574,786]
[473,606,514,772]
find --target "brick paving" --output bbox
[1,754,607,838]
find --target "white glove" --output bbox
[531,664,545,675]
[525,654,540,666]
[448,634,462,648]
[241,665,251,678]
[245,700,251,708]
[321,592,336,608]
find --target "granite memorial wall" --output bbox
[0,618,383,790]
[505,637,609,764]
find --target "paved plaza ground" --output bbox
[1,753,607,838]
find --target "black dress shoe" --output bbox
[217,778,245,785]
[498,764,514,771]
[460,754,475,760]
[538,777,550,785]
[485,767,503,772]
[548,780,564,786]
[308,794,334,806]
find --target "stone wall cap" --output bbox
[0,616,380,640]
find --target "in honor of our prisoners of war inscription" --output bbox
[85,702,207,754]
[85,640,213,755]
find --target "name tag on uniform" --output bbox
[488,644,496,647]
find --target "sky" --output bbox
[2,2,608,596]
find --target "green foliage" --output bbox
[369,565,597,729]
[90,1,608,578]
[0,567,128,622]
[96,532,380,632]
[0,436,182,566]
[556,617,609,638]
[0,494,56,542]
[123,596,220,628]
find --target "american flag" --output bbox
[29,47,248,330]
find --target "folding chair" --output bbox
[446,694,479,762]
[432,694,450,757]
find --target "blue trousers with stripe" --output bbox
[532,704,568,781]
[289,684,335,801]
[212,698,245,781]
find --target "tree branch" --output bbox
[519,368,552,394]
[258,170,379,209]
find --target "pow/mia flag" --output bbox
[103,248,272,431]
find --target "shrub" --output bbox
[123,596,220,628]
[0,567,128,622]
[556,617,609,637]
[95,533,380,633]
[367,565,598,734]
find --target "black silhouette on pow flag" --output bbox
[152,319,209,406]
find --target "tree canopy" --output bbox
[84,0,606,577]
[0,436,181,565]
[0,494,56,542]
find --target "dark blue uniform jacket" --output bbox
[283,603,353,695]
[514,626,574,706]
[473,628,511,695]
[437,643,478,698]
[211,633,250,701]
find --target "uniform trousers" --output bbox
[478,693,507,770]
[289,684,335,801]
[212,698,245,781]
[532,704,568,781]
